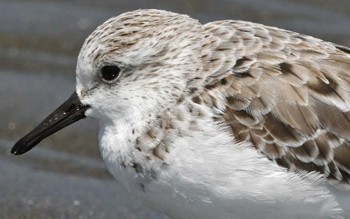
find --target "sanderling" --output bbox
[11,9,350,219]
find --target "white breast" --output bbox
[98,116,342,219]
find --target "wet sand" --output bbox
[1,0,350,218]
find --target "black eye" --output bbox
[101,65,121,82]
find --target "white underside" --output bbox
[99,117,343,219]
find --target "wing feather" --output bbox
[199,20,350,189]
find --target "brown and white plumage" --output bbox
[197,20,350,190]
[74,11,350,218]
[13,9,350,219]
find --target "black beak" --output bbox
[11,92,90,155]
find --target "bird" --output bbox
[11,9,350,219]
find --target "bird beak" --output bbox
[11,92,90,155]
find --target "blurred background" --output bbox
[1,0,350,218]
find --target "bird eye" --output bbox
[100,65,121,82]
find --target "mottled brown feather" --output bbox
[198,20,350,189]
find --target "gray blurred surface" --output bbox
[1,0,350,218]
